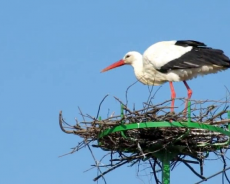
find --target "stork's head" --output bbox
[101,51,142,72]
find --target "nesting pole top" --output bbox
[59,98,230,183]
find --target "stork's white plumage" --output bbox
[101,40,230,112]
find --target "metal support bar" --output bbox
[119,104,136,141]
[187,101,191,122]
[162,153,170,184]
[98,121,230,139]
[154,151,176,184]
[120,104,128,138]
[120,104,124,124]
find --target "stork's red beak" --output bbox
[101,59,125,73]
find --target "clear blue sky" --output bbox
[1,1,230,184]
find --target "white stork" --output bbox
[101,40,230,112]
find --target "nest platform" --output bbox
[59,98,230,183]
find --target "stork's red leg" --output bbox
[169,82,176,112]
[183,81,193,112]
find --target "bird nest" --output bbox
[59,97,230,182]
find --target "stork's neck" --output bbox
[130,55,145,81]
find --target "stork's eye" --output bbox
[125,55,130,59]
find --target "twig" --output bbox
[125,80,140,106]
[93,160,130,181]
[220,149,230,183]
[195,166,230,184]
[96,94,109,119]
[87,143,107,183]
[150,158,161,184]
[59,111,74,134]
[182,160,206,180]
[114,96,133,114]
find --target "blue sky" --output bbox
[1,1,230,184]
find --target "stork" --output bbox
[101,40,230,112]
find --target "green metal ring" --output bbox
[98,121,230,139]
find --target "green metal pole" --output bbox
[120,104,124,123]
[120,104,127,138]
[187,101,191,122]
[162,152,170,184]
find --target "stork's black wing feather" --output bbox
[158,41,230,73]
[175,40,206,47]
